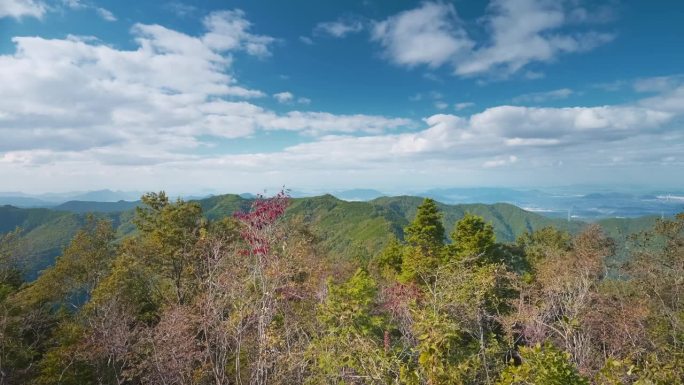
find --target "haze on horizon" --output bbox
[1,0,683,193]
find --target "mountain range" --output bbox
[1,193,662,281]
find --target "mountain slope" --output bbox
[54,200,141,213]
[0,194,668,281]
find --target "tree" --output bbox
[623,212,684,382]
[448,213,496,264]
[372,236,404,280]
[497,344,589,385]
[308,269,396,384]
[400,199,445,284]
[134,192,205,305]
[507,225,615,375]
[516,227,571,271]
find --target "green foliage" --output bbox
[372,236,404,279]
[1,193,681,385]
[319,269,382,334]
[16,216,115,309]
[134,192,205,304]
[497,344,589,385]
[399,198,445,283]
[517,226,571,266]
[404,198,445,251]
[308,269,394,384]
[448,213,497,263]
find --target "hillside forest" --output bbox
[0,191,682,384]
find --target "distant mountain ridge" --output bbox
[2,187,682,220]
[0,194,663,282]
[0,189,143,208]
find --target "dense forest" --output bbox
[0,191,682,384]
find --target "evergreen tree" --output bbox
[400,199,445,283]
[373,236,404,279]
[448,213,496,264]
[308,269,395,384]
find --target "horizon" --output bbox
[4,183,684,198]
[1,1,683,191]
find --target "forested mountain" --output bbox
[0,194,659,281]
[0,192,681,384]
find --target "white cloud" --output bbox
[456,0,615,76]
[60,0,116,21]
[0,15,410,165]
[273,92,294,103]
[0,0,46,19]
[95,7,116,21]
[315,17,364,38]
[273,92,312,106]
[372,2,473,68]
[201,10,276,57]
[639,85,684,114]
[633,74,684,93]
[454,102,475,110]
[512,88,573,103]
[372,1,615,78]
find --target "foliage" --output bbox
[448,213,497,263]
[399,198,445,284]
[0,193,681,384]
[497,344,589,385]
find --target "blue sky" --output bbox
[0,0,683,194]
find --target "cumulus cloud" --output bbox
[0,0,46,19]
[372,0,615,77]
[315,17,364,38]
[0,11,410,162]
[201,10,276,57]
[227,101,678,173]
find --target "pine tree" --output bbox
[448,213,496,264]
[399,198,445,283]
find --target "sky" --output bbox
[0,0,683,194]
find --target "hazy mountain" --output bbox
[0,189,143,207]
[64,189,143,202]
[54,200,142,214]
[0,196,54,208]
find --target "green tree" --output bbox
[372,236,404,280]
[497,344,589,385]
[134,192,204,305]
[308,269,395,384]
[516,227,571,269]
[400,199,445,283]
[448,213,496,264]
